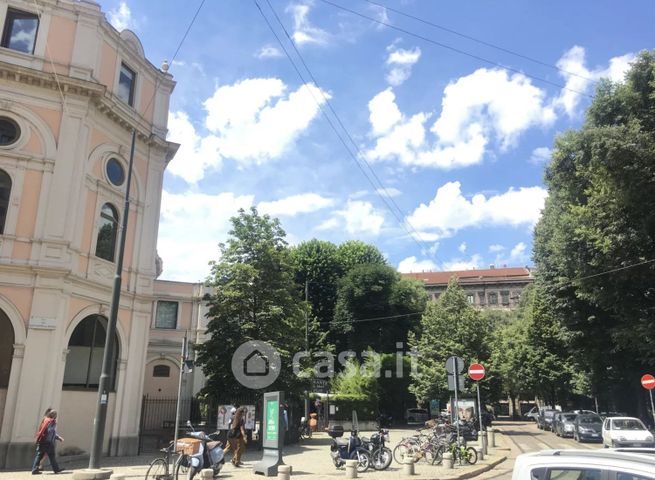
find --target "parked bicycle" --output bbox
[145,439,186,480]
[299,417,312,440]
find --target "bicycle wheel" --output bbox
[175,455,191,480]
[465,447,478,465]
[429,445,445,465]
[393,442,415,464]
[145,458,169,480]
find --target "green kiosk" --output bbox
[254,391,285,476]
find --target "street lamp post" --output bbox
[88,130,136,468]
[304,280,310,421]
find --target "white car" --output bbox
[602,416,655,448]
[512,450,655,479]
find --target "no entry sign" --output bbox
[468,363,485,381]
[641,374,655,390]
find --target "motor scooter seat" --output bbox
[335,438,349,447]
[207,441,222,450]
[361,437,370,443]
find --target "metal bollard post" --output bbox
[442,452,454,469]
[477,446,484,461]
[481,431,488,456]
[200,469,214,480]
[403,459,415,475]
[490,428,496,448]
[344,459,358,479]
[278,465,292,480]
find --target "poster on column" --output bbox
[217,405,234,430]
[243,405,256,430]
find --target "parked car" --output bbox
[524,406,539,422]
[404,408,429,424]
[572,409,597,415]
[537,408,557,431]
[553,412,578,438]
[574,414,603,442]
[603,417,655,448]
[511,449,655,479]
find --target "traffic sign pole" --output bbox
[476,382,483,437]
[641,374,655,427]
[453,367,460,449]
[650,390,655,428]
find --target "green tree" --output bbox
[332,264,427,353]
[195,208,307,399]
[336,240,386,271]
[533,51,655,415]
[409,278,493,405]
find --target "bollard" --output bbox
[200,469,214,480]
[477,446,484,461]
[490,428,497,448]
[278,464,292,480]
[344,459,358,479]
[481,431,488,456]
[403,459,415,475]
[442,452,454,469]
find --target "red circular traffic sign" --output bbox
[468,363,485,381]
[641,374,655,390]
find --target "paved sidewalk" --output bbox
[0,428,508,480]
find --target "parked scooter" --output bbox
[329,429,371,472]
[177,421,225,479]
[362,426,392,470]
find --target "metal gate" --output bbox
[138,395,194,454]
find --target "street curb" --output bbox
[455,455,508,480]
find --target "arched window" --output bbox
[0,169,11,234]
[95,203,118,262]
[0,309,14,388]
[152,364,171,377]
[63,315,119,390]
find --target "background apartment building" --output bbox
[0,0,179,467]
[402,266,534,309]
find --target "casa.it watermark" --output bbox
[231,340,419,389]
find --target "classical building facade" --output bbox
[402,266,534,309]
[0,0,179,467]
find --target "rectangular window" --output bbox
[118,62,136,105]
[1,9,39,54]
[155,301,178,329]
[548,469,601,480]
[488,292,498,305]
[478,292,486,305]
[466,294,474,304]
[501,291,510,305]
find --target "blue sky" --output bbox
[102,0,654,282]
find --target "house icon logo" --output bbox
[244,349,269,376]
[231,340,281,389]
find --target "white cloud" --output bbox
[489,244,505,253]
[406,181,547,240]
[552,46,635,117]
[510,242,527,260]
[367,68,555,169]
[376,187,402,198]
[167,78,328,183]
[287,3,330,46]
[385,44,421,86]
[258,193,334,216]
[317,200,385,236]
[530,146,552,165]
[157,190,254,281]
[256,45,283,59]
[458,242,467,253]
[443,254,483,272]
[492,241,530,267]
[108,1,133,31]
[398,256,437,273]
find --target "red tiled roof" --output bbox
[401,267,532,285]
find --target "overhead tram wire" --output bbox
[316,0,592,99]
[362,0,596,84]
[256,0,444,266]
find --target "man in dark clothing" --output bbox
[31,410,64,475]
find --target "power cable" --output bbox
[255,0,444,266]
[568,258,655,284]
[316,0,592,98]
[320,311,423,326]
[363,0,596,84]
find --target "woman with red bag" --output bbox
[31,410,64,475]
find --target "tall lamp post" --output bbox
[88,129,136,469]
[304,280,310,421]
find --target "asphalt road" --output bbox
[476,420,604,480]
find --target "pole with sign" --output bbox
[253,391,285,476]
[468,363,486,440]
[446,356,464,447]
[641,374,655,427]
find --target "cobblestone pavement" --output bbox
[0,427,509,480]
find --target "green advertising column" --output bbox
[254,391,285,476]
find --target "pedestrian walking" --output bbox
[37,408,52,471]
[31,410,64,475]
[223,406,247,467]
